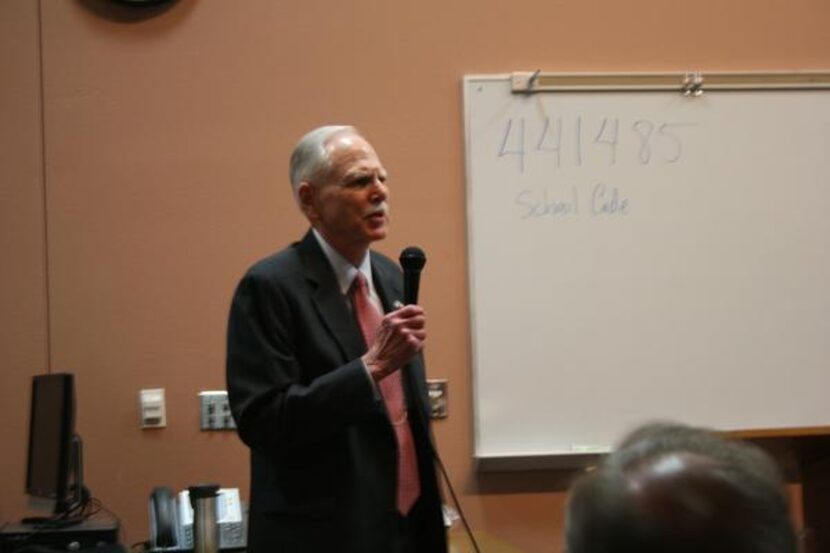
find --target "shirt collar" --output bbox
[312,228,374,295]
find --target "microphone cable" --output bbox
[399,246,481,552]
[406,353,481,552]
[431,440,482,553]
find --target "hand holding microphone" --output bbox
[362,247,428,381]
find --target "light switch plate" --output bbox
[140,388,167,428]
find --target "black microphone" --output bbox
[399,247,426,305]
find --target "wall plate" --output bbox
[426,379,448,419]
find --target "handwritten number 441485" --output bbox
[497,116,693,173]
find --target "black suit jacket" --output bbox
[226,231,447,552]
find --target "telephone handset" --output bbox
[149,486,180,548]
[148,486,246,551]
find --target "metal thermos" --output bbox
[188,484,220,553]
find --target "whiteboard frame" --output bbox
[463,72,830,470]
[511,70,830,93]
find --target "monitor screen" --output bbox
[25,373,76,515]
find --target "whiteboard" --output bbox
[464,75,830,466]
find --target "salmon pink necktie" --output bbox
[350,272,421,515]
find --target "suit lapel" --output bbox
[371,252,404,313]
[297,231,366,363]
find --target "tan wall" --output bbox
[0,0,49,526]
[2,0,828,551]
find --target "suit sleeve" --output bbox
[226,269,379,457]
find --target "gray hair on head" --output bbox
[288,125,357,200]
[565,421,798,553]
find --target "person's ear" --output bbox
[297,182,318,220]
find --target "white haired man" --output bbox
[227,126,447,552]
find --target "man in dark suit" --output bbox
[226,126,447,552]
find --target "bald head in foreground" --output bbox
[566,422,798,553]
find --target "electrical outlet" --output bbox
[426,379,448,419]
[199,390,236,431]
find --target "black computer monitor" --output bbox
[25,373,82,518]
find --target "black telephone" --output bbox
[148,486,246,551]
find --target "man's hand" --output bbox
[362,305,426,381]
